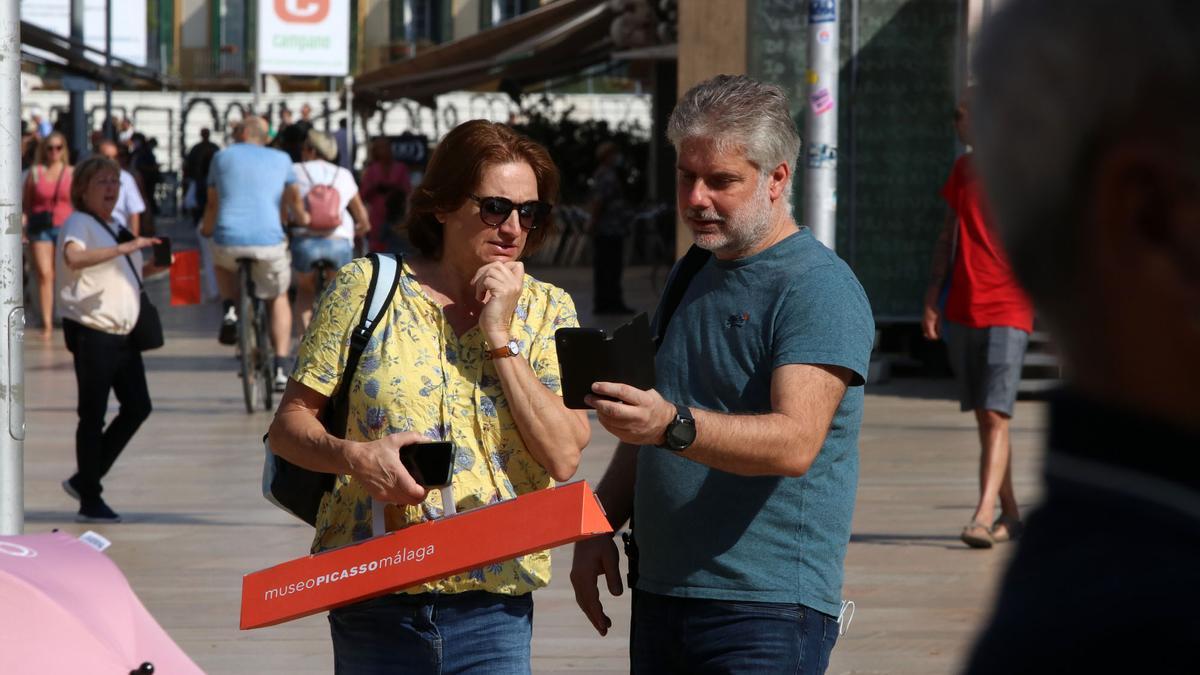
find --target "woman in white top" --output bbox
[55,157,165,523]
[290,129,371,330]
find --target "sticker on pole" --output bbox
[811,88,835,115]
[810,0,837,24]
[807,144,838,170]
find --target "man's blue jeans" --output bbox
[630,590,839,674]
[328,591,533,674]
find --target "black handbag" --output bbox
[93,214,165,351]
[129,291,165,351]
[262,253,400,526]
[28,211,54,231]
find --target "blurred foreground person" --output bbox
[269,120,589,673]
[965,1,1200,672]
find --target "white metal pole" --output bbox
[803,0,840,250]
[345,76,355,169]
[252,0,262,114]
[0,0,27,535]
[69,0,87,158]
[105,0,113,139]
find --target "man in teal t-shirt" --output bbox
[571,75,874,674]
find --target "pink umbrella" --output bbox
[0,531,204,674]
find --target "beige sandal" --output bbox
[961,520,994,549]
[991,515,1024,543]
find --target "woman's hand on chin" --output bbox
[472,261,524,344]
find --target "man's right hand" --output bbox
[570,534,624,636]
[921,301,942,341]
[347,432,430,506]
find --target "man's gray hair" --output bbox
[972,0,1200,323]
[667,74,801,197]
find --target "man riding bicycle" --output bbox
[287,129,371,331]
[201,116,308,391]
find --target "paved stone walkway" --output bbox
[17,222,1047,673]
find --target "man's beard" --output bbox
[686,174,773,257]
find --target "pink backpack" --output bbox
[301,164,342,231]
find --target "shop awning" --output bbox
[354,0,613,105]
[20,20,177,89]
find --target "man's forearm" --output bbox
[201,188,218,236]
[594,442,638,530]
[683,409,819,477]
[925,210,957,299]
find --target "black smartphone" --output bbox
[556,313,656,409]
[400,441,454,488]
[152,236,172,266]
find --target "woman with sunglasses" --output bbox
[270,120,590,674]
[23,131,74,337]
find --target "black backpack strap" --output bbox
[630,244,711,585]
[652,244,712,352]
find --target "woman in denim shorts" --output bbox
[288,130,370,331]
[23,131,74,337]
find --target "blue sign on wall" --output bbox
[810,0,837,24]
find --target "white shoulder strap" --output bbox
[364,254,397,328]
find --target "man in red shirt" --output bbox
[923,91,1035,549]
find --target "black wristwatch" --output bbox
[658,403,696,452]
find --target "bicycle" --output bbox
[237,257,274,414]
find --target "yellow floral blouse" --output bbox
[293,257,579,596]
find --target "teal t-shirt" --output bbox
[207,143,296,247]
[634,228,875,617]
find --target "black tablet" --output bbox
[555,313,656,409]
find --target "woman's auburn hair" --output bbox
[405,120,560,259]
[69,156,121,211]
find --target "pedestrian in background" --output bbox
[184,128,220,226]
[333,118,352,170]
[360,136,412,254]
[20,119,38,171]
[964,0,1200,670]
[56,157,165,523]
[184,128,222,301]
[129,133,161,235]
[202,116,307,391]
[287,129,370,331]
[95,139,147,236]
[921,90,1033,549]
[23,131,74,338]
[588,141,634,315]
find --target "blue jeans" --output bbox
[28,224,61,243]
[291,235,354,273]
[630,590,839,674]
[328,591,533,675]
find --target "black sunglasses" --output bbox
[469,194,552,231]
